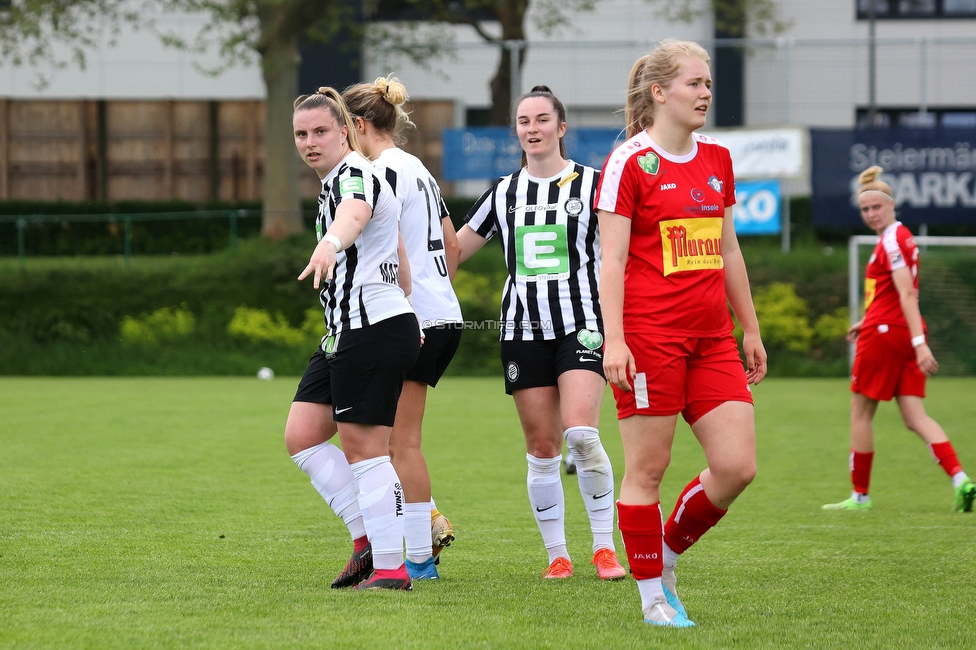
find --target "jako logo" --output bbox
[660,182,676,191]
[632,553,659,559]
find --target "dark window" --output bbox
[856,106,976,127]
[857,0,976,18]
[367,0,495,22]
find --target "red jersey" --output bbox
[595,131,736,336]
[862,221,923,331]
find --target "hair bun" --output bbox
[375,76,409,106]
[530,85,553,94]
[859,165,883,186]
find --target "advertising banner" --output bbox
[442,127,622,180]
[444,127,805,182]
[701,128,805,179]
[733,179,781,235]
[811,128,976,226]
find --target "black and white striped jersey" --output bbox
[373,147,462,326]
[465,160,603,341]
[316,151,412,337]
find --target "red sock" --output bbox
[616,501,663,580]
[850,450,874,495]
[373,564,408,580]
[663,476,727,555]
[353,535,369,553]
[929,441,963,477]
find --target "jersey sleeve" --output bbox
[881,228,907,271]
[595,149,638,219]
[331,165,376,212]
[464,183,499,240]
[723,149,736,208]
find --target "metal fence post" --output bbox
[124,216,132,268]
[17,217,25,269]
[231,210,242,251]
[508,40,522,124]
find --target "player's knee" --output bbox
[564,426,606,465]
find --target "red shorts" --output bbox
[612,332,753,425]
[851,324,926,401]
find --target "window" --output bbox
[856,106,976,127]
[857,0,976,18]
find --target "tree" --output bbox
[368,0,601,126]
[0,0,355,240]
[156,0,360,240]
[644,0,790,125]
[644,0,790,37]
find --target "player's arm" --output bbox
[442,216,461,281]
[456,224,489,264]
[299,198,372,289]
[397,232,412,297]
[597,209,636,392]
[721,207,767,385]
[892,265,938,377]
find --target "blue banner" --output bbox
[733,179,781,235]
[442,127,623,180]
[811,128,976,226]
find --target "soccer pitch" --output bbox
[2,376,974,648]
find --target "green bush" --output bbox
[120,304,197,344]
[226,306,322,348]
[751,282,814,353]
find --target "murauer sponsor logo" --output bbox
[659,218,724,276]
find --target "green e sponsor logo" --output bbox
[339,176,364,197]
[515,224,569,279]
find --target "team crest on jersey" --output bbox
[638,153,660,175]
[565,197,584,217]
[707,175,723,193]
[506,362,520,382]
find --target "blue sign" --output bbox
[733,179,781,235]
[811,128,976,226]
[442,127,623,180]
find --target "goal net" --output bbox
[848,235,976,376]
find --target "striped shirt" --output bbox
[373,147,462,326]
[317,151,412,337]
[465,160,602,340]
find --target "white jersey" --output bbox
[465,160,603,341]
[317,151,412,337]
[373,147,462,326]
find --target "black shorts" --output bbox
[406,323,463,387]
[500,329,606,395]
[293,313,421,426]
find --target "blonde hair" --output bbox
[293,87,364,156]
[342,75,415,146]
[624,39,711,138]
[858,165,893,200]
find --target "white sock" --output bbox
[851,491,870,504]
[527,454,568,563]
[637,577,665,611]
[663,543,679,569]
[952,471,970,489]
[350,456,404,571]
[564,426,616,553]
[404,502,433,563]
[291,441,366,541]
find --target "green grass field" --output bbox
[2,377,975,648]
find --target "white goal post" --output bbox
[848,235,976,373]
